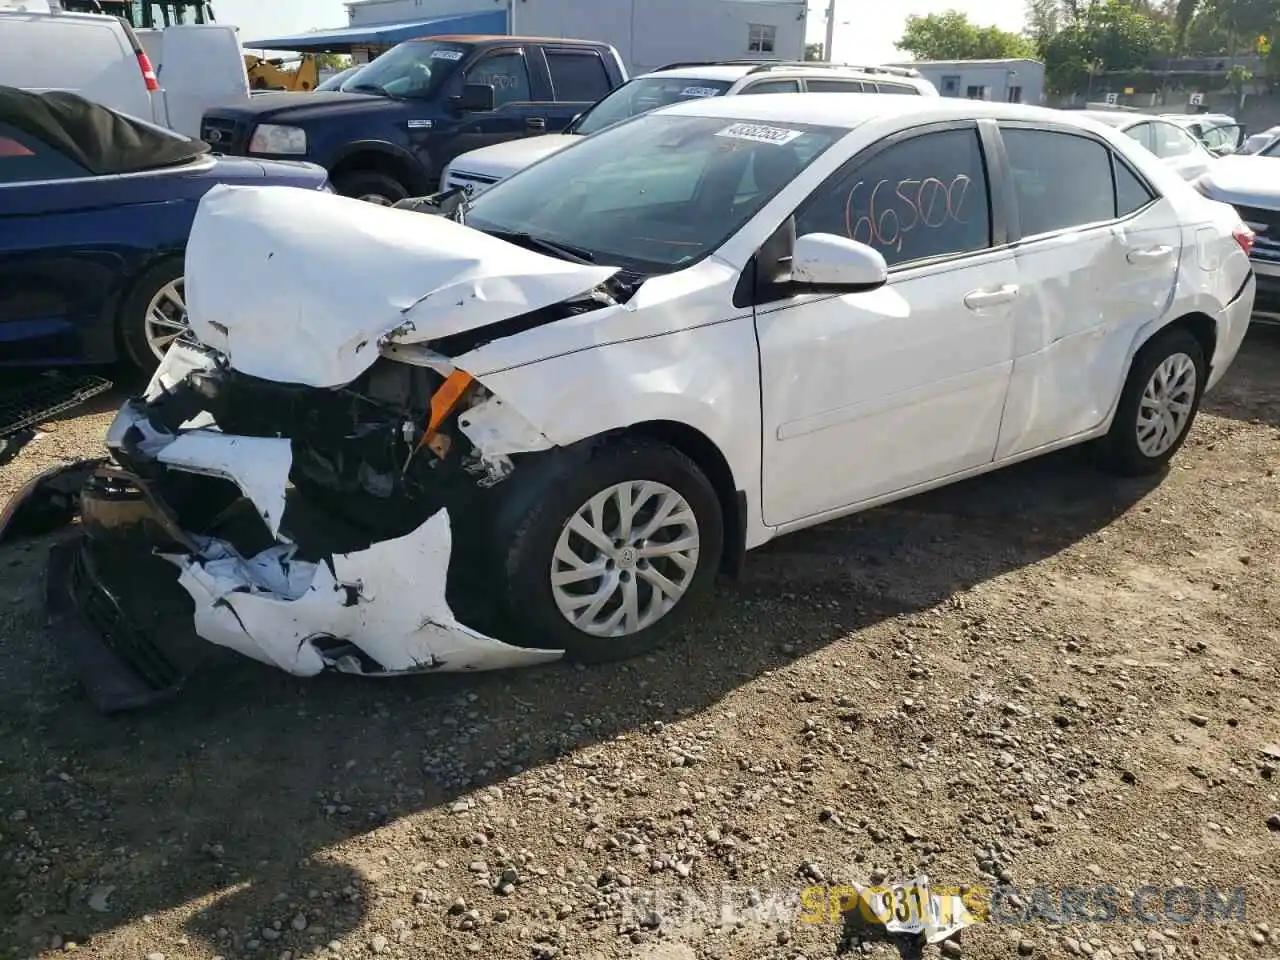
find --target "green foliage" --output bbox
[1039,0,1168,92]
[315,52,352,71]
[896,10,1037,60]
[804,42,824,61]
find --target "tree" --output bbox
[1038,0,1167,91]
[804,42,824,61]
[896,10,1037,60]
[315,52,352,71]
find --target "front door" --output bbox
[755,123,1018,526]
[994,124,1182,458]
[434,47,542,172]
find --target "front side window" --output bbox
[748,23,776,53]
[1149,121,1199,158]
[1002,128,1114,236]
[795,127,992,267]
[466,114,844,273]
[465,52,531,107]
[0,123,90,184]
[570,76,733,136]
[342,40,470,99]
[740,79,800,94]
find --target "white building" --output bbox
[245,0,808,75]
[885,58,1045,104]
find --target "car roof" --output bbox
[1070,110,1146,128]
[417,34,610,44]
[656,93,1107,130]
[637,64,926,84]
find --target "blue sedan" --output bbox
[0,86,330,373]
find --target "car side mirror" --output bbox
[791,233,888,290]
[454,83,495,112]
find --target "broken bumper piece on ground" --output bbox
[35,341,564,714]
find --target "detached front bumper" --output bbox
[35,343,563,713]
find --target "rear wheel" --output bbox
[118,258,189,375]
[332,170,408,206]
[1098,326,1206,476]
[490,439,724,663]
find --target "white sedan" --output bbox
[1074,110,1221,181]
[51,94,1256,705]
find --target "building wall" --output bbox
[510,0,806,75]
[886,59,1045,104]
[346,0,501,27]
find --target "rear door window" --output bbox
[874,82,920,94]
[545,50,612,102]
[805,79,868,92]
[1149,121,1199,158]
[1001,128,1115,235]
[1124,123,1155,152]
[0,123,90,184]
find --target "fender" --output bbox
[328,140,433,193]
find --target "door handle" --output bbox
[1126,245,1173,265]
[526,117,546,130]
[963,284,1019,310]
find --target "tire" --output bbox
[118,258,188,376]
[332,171,408,206]
[490,439,724,663]
[1098,325,1207,476]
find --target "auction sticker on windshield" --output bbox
[716,122,802,146]
[680,86,722,98]
[431,49,465,60]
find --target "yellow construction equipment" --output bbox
[244,54,320,92]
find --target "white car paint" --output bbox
[1075,111,1220,182]
[1194,153,1280,209]
[106,94,1255,678]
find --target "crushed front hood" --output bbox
[184,184,618,387]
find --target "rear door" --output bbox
[539,46,615,132]
[995,122,1182,457]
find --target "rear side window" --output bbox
[1149,121,1198,158]
[1124,123,1154,152]
[1113,158,1155,217]
[796,126,992,267]
[875,82,920,95]
[546,50,612,102]
[1001,128,1114,236]
[806,79,868,92]
[0,123,90,184]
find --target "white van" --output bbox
[0,7,162,122]
[0,6,249,139]
[135,23,250,138]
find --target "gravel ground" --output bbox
[1,330,1279,960]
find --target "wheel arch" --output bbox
[329,143,433,195]
[613,419,748,578]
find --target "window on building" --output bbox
[966,85,988,100]
[1007,85,1023,103]
[748,23,776,53]
[940,75,961,96]
[546,50,612,102]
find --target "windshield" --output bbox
[571,76,735,136]
[317,66,360,92]
[465,113,844,274]
[341,40,471,98]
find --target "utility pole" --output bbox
[824,0,836,61]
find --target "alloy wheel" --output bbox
[144,279,190,360]
[549,481,701,638]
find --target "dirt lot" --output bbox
[2,330,1279,960]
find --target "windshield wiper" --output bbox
[484,230,597,264]
[346,82,390,97]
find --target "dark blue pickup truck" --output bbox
[201,35,627,205]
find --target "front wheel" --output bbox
[1099,326,1206,476]
[332,171,408,206]
[118,258,189,375]
[494,440,724,663]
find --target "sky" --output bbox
[218,0,1027,65]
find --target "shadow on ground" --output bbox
[0,437,1166,955]
[1202,321,1280,428]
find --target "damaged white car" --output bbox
[28,94,1256,711]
